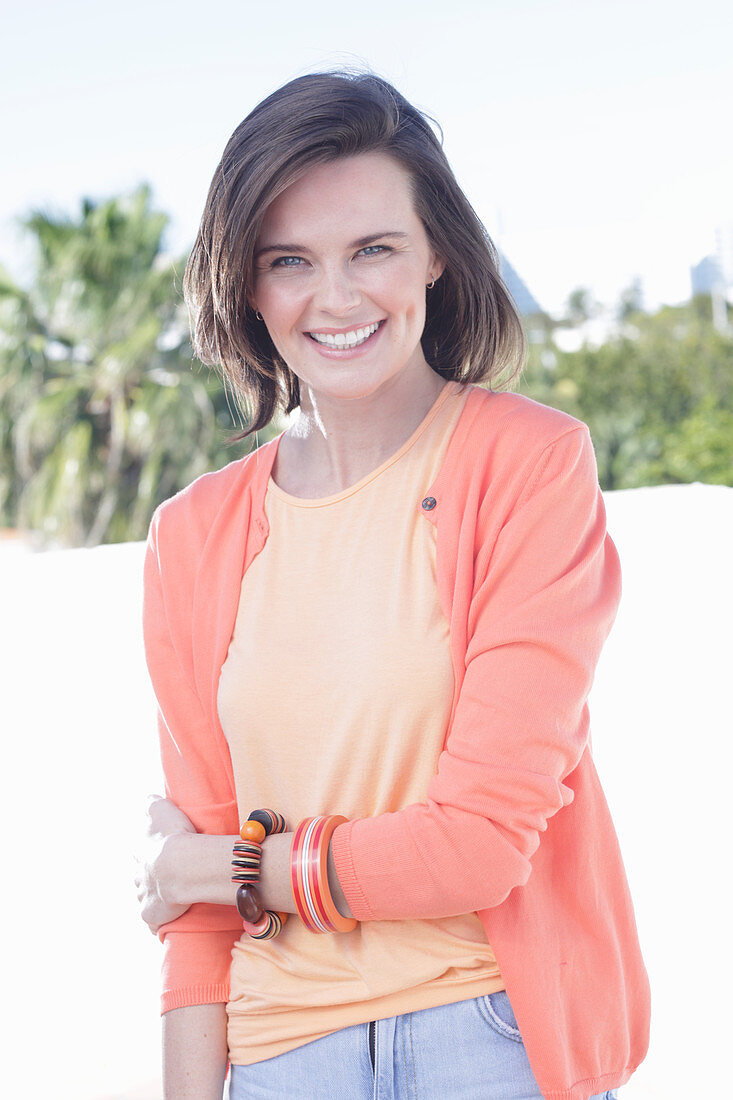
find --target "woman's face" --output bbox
[252,151,443,405]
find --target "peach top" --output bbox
[218,381,504,1063]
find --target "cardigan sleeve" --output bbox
[331,424,622,921]
[143,509,242,1013]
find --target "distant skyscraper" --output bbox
[498,253,542,316]
[691,236,731,333]
[690,254,723,297]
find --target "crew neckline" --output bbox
[268,381,466,508]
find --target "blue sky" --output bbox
[2,0,731,314]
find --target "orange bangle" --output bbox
[290,816,357,934]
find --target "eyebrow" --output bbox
[255,231,409,257]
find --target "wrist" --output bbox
[257,831,298,914]
[327,838,354,920]
[167,832,238,908]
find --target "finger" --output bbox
[141,909,160,935]
[145,793,167,823]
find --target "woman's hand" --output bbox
[134,794,197,935]
[134,798,353,933]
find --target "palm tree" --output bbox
[0,185,279,547]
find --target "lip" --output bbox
[304,319,386,357]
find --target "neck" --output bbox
[278,361,448,497]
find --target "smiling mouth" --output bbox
[307,321,383,349]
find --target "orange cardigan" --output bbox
[143,387,650,1100]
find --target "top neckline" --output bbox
[267,381,468,508]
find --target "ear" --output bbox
[428,254,446,283]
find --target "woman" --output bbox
[137,71,650,1100]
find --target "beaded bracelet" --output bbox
[290,816,358,934]
[232,808,288,941]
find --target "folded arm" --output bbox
[136,799,353,934]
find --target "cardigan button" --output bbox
[421,496,437,511]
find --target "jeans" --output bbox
[228,991,618,1099]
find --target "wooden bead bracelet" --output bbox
[232,808,288,940]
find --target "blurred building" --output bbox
[499,253,542,316]
[691,226,732,333]
[690,254,724,297]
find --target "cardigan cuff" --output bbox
[160,927,240,1015]
[159,981,228,1012]
[161,981,230,1015]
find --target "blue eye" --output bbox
[359,245,387,257]
[272,256,304,268]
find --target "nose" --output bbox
[311,263,362,317]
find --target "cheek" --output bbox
[257,284,309,329]
[364,269,427,318]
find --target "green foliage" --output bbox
[520,295,733,490]
[0,185,281,547]
[617,278,644,322]
[563,286,598,327]
[2,190,730,546]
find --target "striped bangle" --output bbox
[290,816,357,934]
[232,808,289,941]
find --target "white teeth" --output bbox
[309,322,380,348]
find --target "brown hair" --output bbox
[183,70,525,436]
